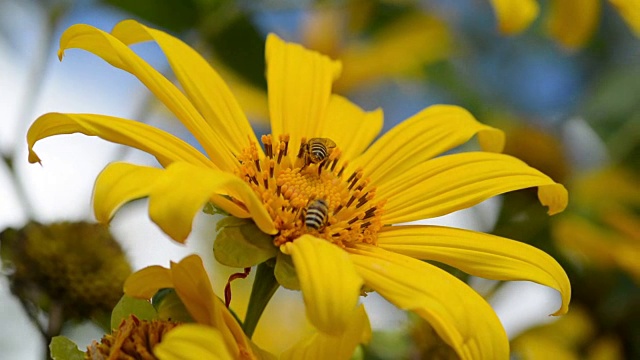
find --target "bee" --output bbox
[305,199,329,230]
[303,138,336,166]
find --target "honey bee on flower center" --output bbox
[235,134,384,248]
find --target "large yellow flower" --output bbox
[28,20,570,359]
[491,0,640,49]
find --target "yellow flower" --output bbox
[28,20,570,359]
[301,8,451,93]
[490,0,640,49]
[553,167,640,283]
[511,306,624,360]
[125,254,370,360]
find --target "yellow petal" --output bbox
[378,152,568,225]
[281,305,370,360]
[335,13,451,92]
[547,0,600,49]
[169,255,223,327]
[148,162,275,242]
[154,324,235,360]
[490,0,540,34]
[351,105,504,185]
[58,24,237,170]
[377,225,571,315]
[93,162,163,223]
[283,235,363,335]
[610,0,640,36]
[27,113,213,168]
[348,245,508,360]
[318,95,383,161]
[110,20,260,158]
[124,265,174,299]
[266,33,342,160]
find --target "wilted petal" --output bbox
[378,225,571,315]
[348,245,508,360]
[283,235,363,335]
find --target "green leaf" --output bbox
[102,0,200,33]
[213,217,277,267]
[274,252,300,290]
[110,294,157,330]
[50,336,84,360]
[153,288,194,323]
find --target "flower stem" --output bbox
[242,262,279,338]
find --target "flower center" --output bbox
[86,315,180,359]
[236,134,384,247]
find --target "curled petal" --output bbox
[124,265,173,299]
[283,235,363,335]
[93,162,162,223]
[111,20,260,158]
[378,152,568,225]
[266,33,342,160]
[148,162,276,242]
[27,113,212,168]
[58,24,236,170]
[348,245,508,360]
[352,105,504,185]
[378,225,571,315]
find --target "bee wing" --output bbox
[321,138,337,149]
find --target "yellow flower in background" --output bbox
[125,254,370,359]
[490,0,640,49]
[553,167,640,283]
[301,8,451,93]
[511,306,624,360]
[28,20,570,359]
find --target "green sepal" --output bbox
[214,217,277,267]
[274,252,300,290]
[152,288,194,323]
[49,336,84,360]
[110,294,157,330]
[203,201,229,216]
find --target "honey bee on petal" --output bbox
[302,137,336,166]
[305,199,329,230]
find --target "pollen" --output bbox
[236,134,384,248]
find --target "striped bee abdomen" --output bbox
[305,199,329,230]
[303,138,336,165]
